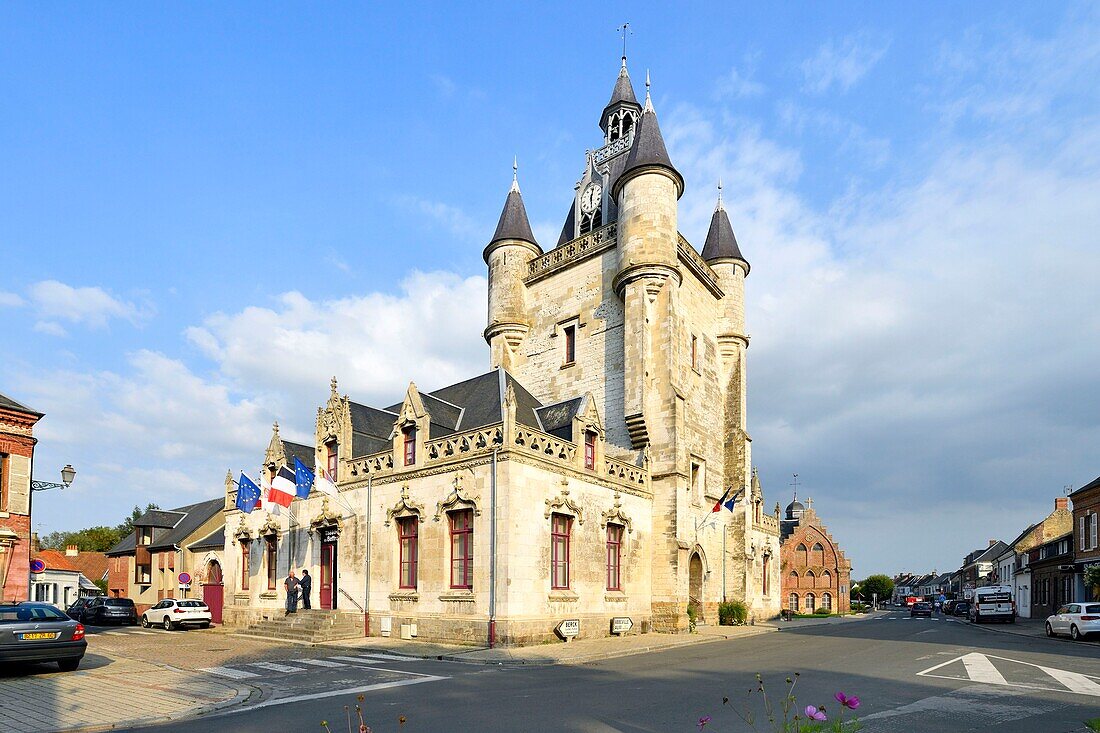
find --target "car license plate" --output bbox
[19,632,59,640]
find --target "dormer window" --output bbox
[403,426,417,466]
[138,527,152,546]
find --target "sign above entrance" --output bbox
[322,529,339,543]
[555,619,580,640]
[610,616,633,635]
[178,572,192,585]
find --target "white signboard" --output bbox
[556,619,580,640]
[610,617,633,635]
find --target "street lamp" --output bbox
[31,464,76,492]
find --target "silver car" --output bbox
[0,602,87,671]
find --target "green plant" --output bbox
[1085,566,1100,597]
[687,604,699,633]
[719,601,748,625]
[1084,717,1100,731]
[814,606,831,616]
[699,673,864,732]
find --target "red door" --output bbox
[320,539,337,610]
[203,583,223,624]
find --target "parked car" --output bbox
[81,597,138,625]
[943,600,956,615]
[141,599,212,630]
[952,601,971,617]
[0,601,87,671]
[1045,603,1100,640]
[969,585,1015,624]
[65,597,95,620]
[911,601,933,617]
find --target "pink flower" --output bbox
[697,715,712,730]
[834,692,861,710]
[805,705,827,721]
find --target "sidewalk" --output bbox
[325,623,776,666]
[955,615,1100,646]
[0,653,248,733]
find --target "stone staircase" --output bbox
[243,610,365,643]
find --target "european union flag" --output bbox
[236,472,262,514]
[293,457,314,499]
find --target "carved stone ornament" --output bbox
[232,518,252,541]
[545,478,584,524]
[259,515,280,538]
[600,491,632,533]
[310,497,342,533]
[385,484,426,526]
[434,473,482,521]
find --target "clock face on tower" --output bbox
[580,183,602,214]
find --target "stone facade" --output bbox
[0,395,42,602]
[779,497,851,614]
[222,58,782,645]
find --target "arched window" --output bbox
[805,569,816,588]
[805,593,816,612]
[796,543,808,566]
[822,592,832,611]
[789,592,799,611]
[579,208,603,235]
[812,542,825,565]
[821,569,832,587]
[607,110,638,142]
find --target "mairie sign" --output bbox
[610,616,633,635]
[555,619,580,640]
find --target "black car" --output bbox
[953,601,971,617]
[0,602,87,671]
[65,597,95,620]
[911,601,933,617]
[81,597,138,625]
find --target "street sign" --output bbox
[30,559,45,574]
[610,617,633,635]
[555,619,580,640]
[177,572,192,585]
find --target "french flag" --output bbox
[267,465,296,508]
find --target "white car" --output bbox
[141,599,213,630]
[1045,603,1100,640]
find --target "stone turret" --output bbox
[484,165,541,370]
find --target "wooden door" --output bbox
[320,539,337,610]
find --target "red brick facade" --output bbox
[779,501,852,615]
[1071,476,1100,602]
[0,402,43,602]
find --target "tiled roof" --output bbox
[0,391,43,417]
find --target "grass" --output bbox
[1085,718,1100,732]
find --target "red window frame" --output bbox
[584,431,596,470]
[240,540,251,591]
[326,441,339,482]
[551,514,572,590]
[606,524,623,591]
[449,510,473,589]
[403,427,416,466]
[265,536,277,590]
[563,325,576,364]
[398,516,418,589]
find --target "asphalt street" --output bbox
[121,610,1100,733]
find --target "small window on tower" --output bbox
[563,325,576,365]
[690,460,704,505]
[691,335,699,372]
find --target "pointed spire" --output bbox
[489,162,538,248]
[614,79,683,198]
[701,186,748,269]
[600,55,641,133]
[644,69,653,112]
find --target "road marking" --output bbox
[1036,666,1100,696]
[328,655,387,664]
[248,661,307,674]
[961,653,1008,685]
[130,630,158,636]
[203,673,449,717]
[199,665,261,679]
[358,653,422,662]
[298,658,347,668]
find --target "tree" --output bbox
[856,574,894,602]
[116,503,160,538]
[41,526,123,552]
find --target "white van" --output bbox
[970,585,1015,623]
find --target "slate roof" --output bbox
[1070,475,1100,498]
[281,440,314,469]
[187,526,225,551]
[600,61,642,129]
[133,509,186,529]
[614,103,682,197]
[0,391,43,417]
[105,533,136,556]
[108,498,224,556]
[348,401,398,456]
[489,182,538,248]
[536,397,584,441]
[701,202,748,269]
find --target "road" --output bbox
[117,610,1100,732]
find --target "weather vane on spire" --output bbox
[790,473,800,499]
[511,155,519,192]
[618,22,631,64]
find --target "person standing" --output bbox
[284,569,299,616]
[299,569,312,610]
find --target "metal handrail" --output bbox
[338,588,364,613]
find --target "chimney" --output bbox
[988,539,997,547]
[65,545,79,557]
[30,533,40,554]
[1055,497,1068,510]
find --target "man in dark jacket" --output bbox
[300,569,312,610]
[284,569,299,616]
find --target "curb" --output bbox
[944,616,1100,647]
[49,680,257,733]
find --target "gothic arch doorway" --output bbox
[202,559,223,624]
[689,552,704,620]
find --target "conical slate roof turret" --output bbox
[489,163,539,249]
[701,187,749,270]
[600,57,642,131]
[614,74,683,198]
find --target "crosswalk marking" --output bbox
[199,665,261,679]
[961,653,1008,685]
[328,656,384,664]
[249,661,307,673]
[358,653,420,662]
[298,658,347,668]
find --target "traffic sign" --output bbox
[610,617,633,635]
[30,559,46,574]
[177,572,192,585]
[555,619,580,640]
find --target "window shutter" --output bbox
[1092,513,1098,549]
[1083,516,1088,551]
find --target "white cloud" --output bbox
[33,321,68,337]
[24,280,151,331]
[714,58,766,100]
[801,33,891,94]
[393,196,486,243]
[0,292,24,307]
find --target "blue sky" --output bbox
[2,3,1098,575]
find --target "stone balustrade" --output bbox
[525,223,617,284]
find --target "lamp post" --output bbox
[32,464,76,492]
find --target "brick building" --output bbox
[1028,531,1075,620]
[0,392,43,602]
[779,495,851,614]
[1070,475,1100,602]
